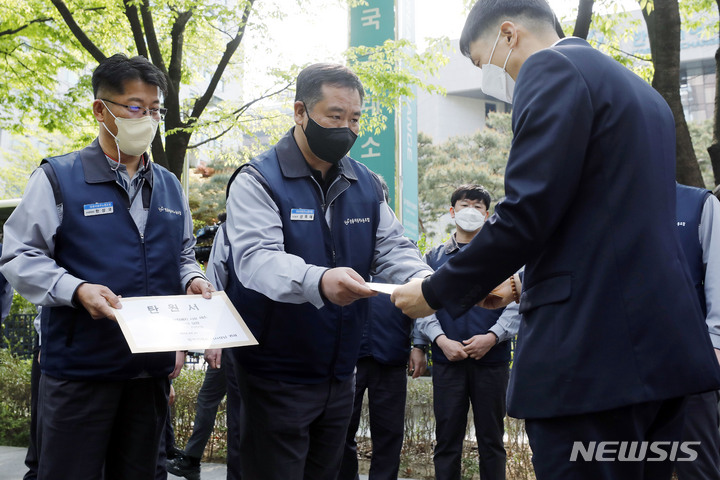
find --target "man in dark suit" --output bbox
[391,1,720,479]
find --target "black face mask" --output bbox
[302,106,358,165]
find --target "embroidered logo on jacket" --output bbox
[344,217,370,226]
[158,206,182,215]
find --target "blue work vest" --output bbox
[41,143,185,380]
[676,183,711,316]
[357,293,413,366]
[227,138,381,383]
[426,242,510,365]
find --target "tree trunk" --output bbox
[165,131,192,180]
[572,0,594,40]
[708,0,720,193]
[642,0,705,187]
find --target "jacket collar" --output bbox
[79,138,153,186]
[443,232,462,255]
[275,128,358,182]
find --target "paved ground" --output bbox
[0,445,227,480]
[0,446,402,480]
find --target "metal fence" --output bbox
[1,313,37,359]
[0,313,206,364]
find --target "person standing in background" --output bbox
[675,183,720,480]
[416,184,520,480]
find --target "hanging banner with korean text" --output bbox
[349,0,397,208]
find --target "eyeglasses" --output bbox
[101,98,167,120]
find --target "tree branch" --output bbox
[139,0,168,76]
[195,82,293,128]
[0,17,53,37]
[188,124,234,149]
[0,6,105,38]
[186,82,292,148]
[596,42,652,63]
[123,0,149,58]
[572,0,594,39]
[189,0,255,123]
[50,0,105,62]
[168,10,193,98]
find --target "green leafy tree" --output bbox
[418,111,512,241]
[485,0,716,190]
[689,118,715,187]
[0,0,447,184]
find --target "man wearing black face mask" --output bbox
[222,63,433,480]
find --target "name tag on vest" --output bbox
[84,202,114,216]
[290,208,314,221]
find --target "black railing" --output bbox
[1,313,37,359]
[0,313,205,364]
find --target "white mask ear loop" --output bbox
[99,100,122,172]
[502,47,513,71]
[487,29,503,65]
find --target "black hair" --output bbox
[92,53,168,98]
[451,184,492,210]
[295,63,365,112]
[459,0,557,58]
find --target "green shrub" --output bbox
[0,349,32,446]
[0,353,534,479]
[171,366,228,462]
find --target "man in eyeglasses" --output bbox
[0,53,211,480]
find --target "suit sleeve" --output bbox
[701,195,720,349]
[424,49,594,318]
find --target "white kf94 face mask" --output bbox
[454,207,486,232]
[101,100,159,157]
[481,29,515,104]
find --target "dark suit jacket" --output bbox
[424,37,720,419]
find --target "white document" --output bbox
[114,291,257,353]
[366,282,399,295]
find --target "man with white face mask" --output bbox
[415,184,520,480]
[0,53,212,479]
[391,1,720,479]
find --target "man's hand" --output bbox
[408,347,428,379]
[462,333,496,360]
[436,335,468,362]
[187,278,214,298]
[169,351,185,379]
[391,278,436,319]
[476,277,515,310]
[205,348,222,369]
[320,267,376,306]
[715,348,720,367]
[75,283,122,320]
[169,384,176,406]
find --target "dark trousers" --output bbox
[525,396,688,480]
[155,402,176,480]
[23,338,40,480]
[37,374,169,480]
[224,350,243,480]
[432,361,509,480]
[234,365,354,480]
[184,362,228,459]
[676,391,720,480]
[339,357,408,480]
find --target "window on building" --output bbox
[485,102,497,117]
